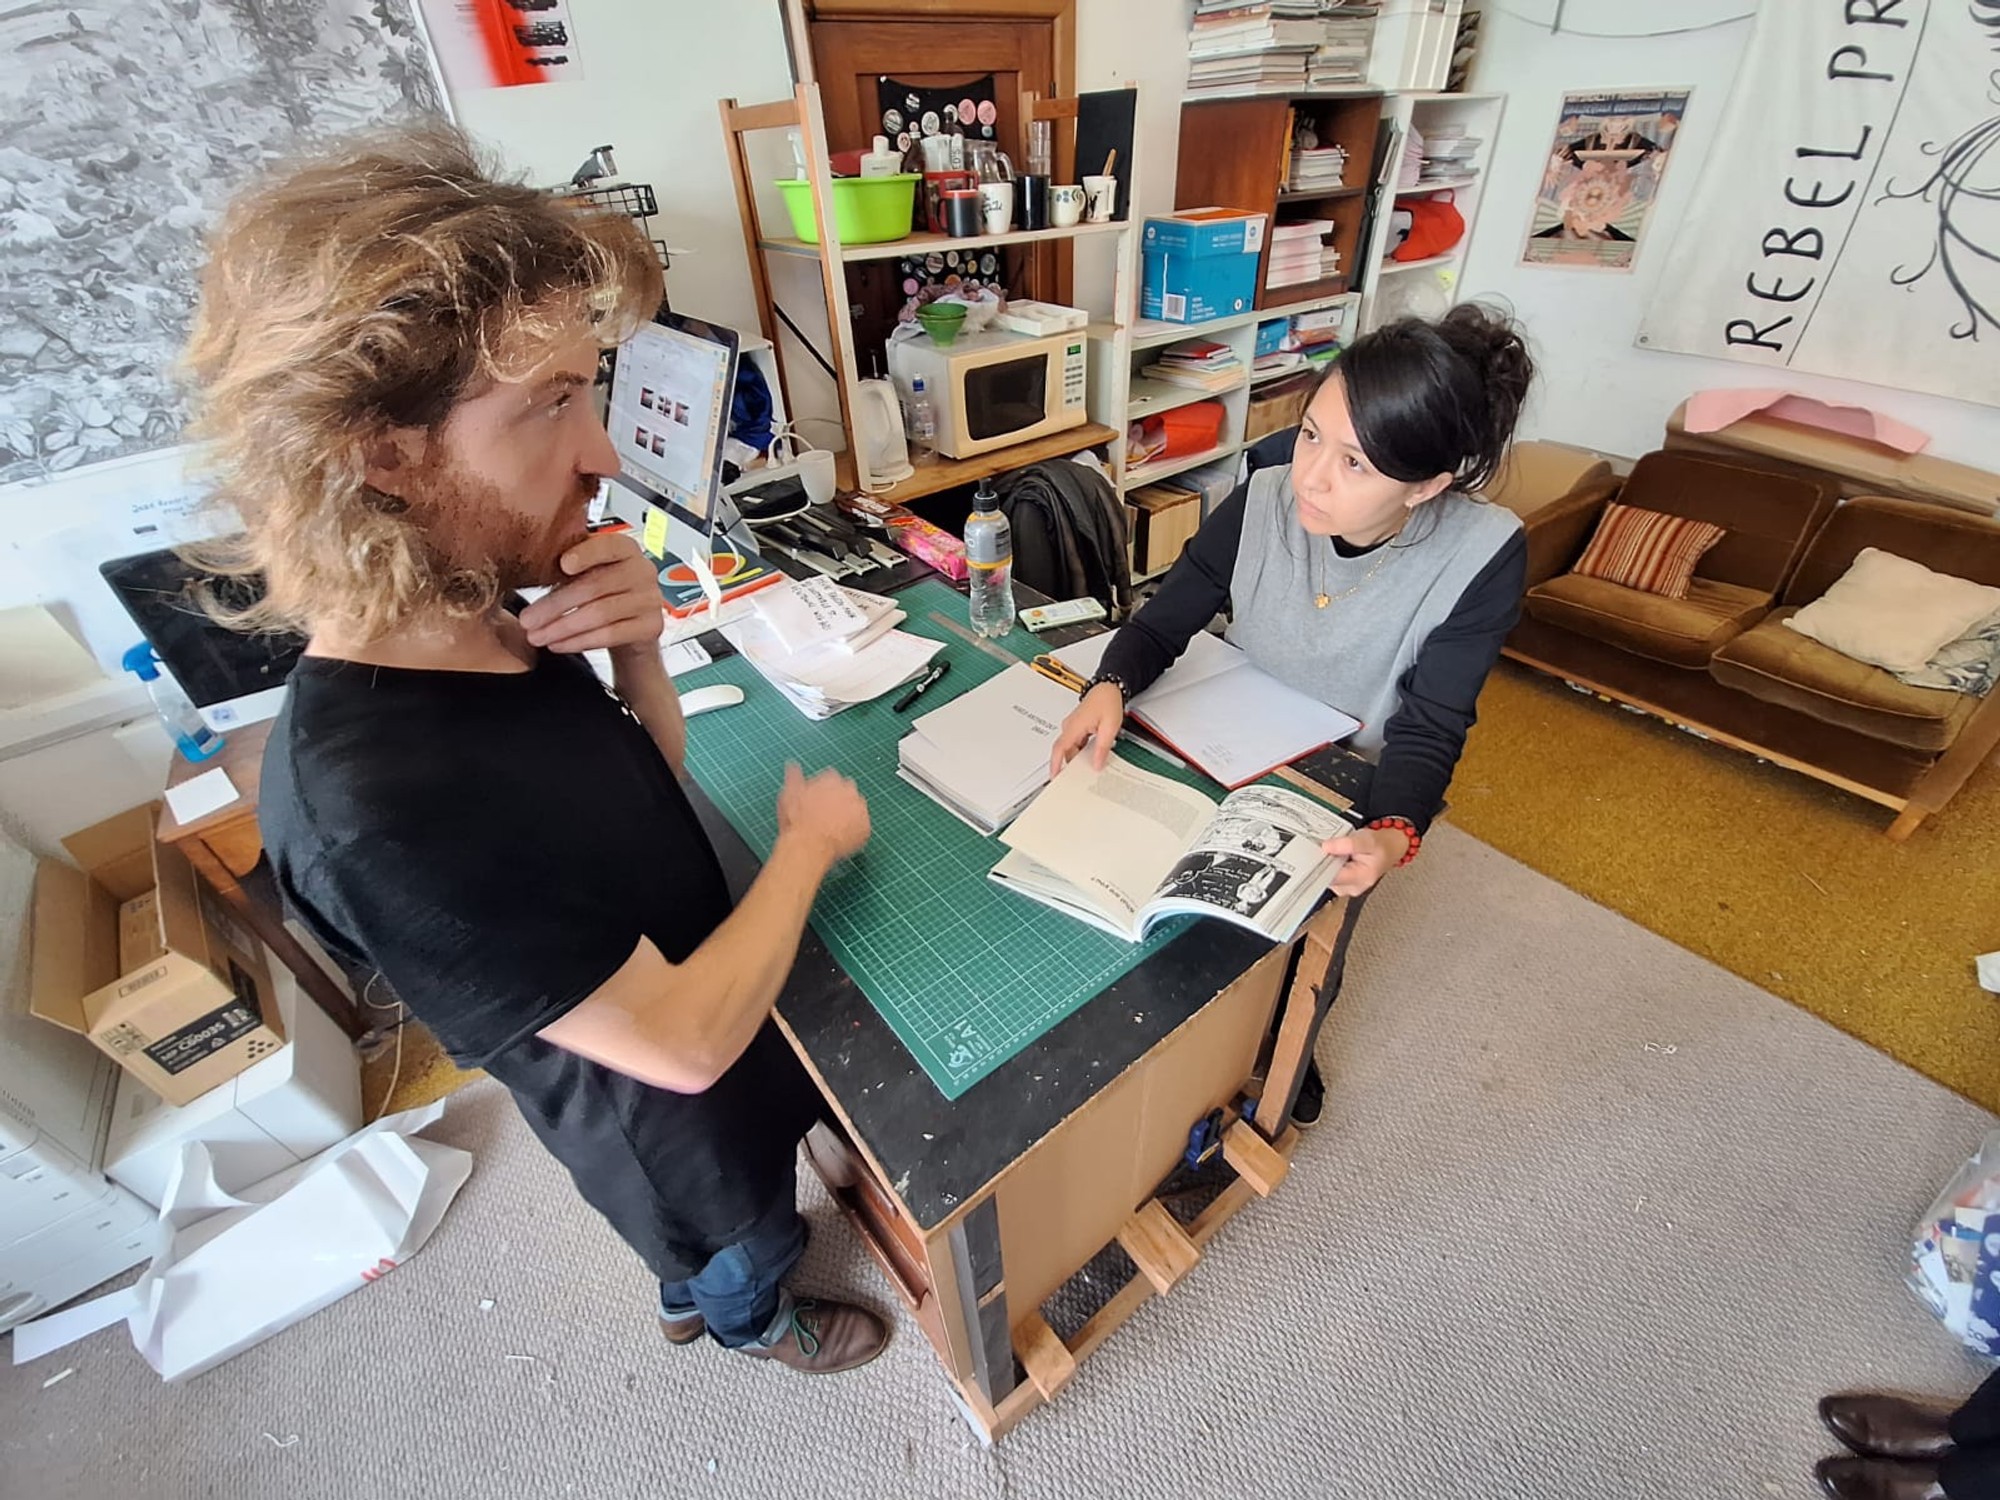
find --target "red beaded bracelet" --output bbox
[1366,816,1422,866]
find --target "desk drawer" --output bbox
[806,1129,932,1306]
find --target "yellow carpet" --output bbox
[1448,662,2000,1113]
[364,1022,479,1118]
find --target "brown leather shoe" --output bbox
[1820,1394,1957,1461]
[659,1310,705,1345]
[1814,1456,1946,1499]
[734,1297,887,1375]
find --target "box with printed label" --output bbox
[29,805,285,1108]
[1141,210,1269,326]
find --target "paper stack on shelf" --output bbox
[1418,127,1483,184]
[897,663,1077,834]
[1398,125,1426,190]
[1310,9,1377,87]
[720,577,940,720]
[1289,306,1347,369]
[1186,0,1321,97]
[1265,219,1340,290]
[1286,145,1349,193]
[1145,338,1246,393]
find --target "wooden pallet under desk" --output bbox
[794,891,1349,1443]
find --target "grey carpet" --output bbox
[3,826,1990,1500]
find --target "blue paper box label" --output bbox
[1142,212,1269,259]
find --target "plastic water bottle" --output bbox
[964,482,1016,639]
[122,643,225,764]
[908,375,936,463]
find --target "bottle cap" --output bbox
[912,375,926,391]
[873,135,889,155]
[121,642,161,682]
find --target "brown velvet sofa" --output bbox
[1506,449,2000,839]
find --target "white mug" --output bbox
[978,181,1014,236]
[1082,175,1116,223]
[797,448,836,506]
[1050,183,1086,228]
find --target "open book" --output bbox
[1054,631,1359,789]
[990,755,1354,943]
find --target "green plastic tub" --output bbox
[773,174,919,245]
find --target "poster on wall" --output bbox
[1638,2,2000,408]
[421,0,585,90]
[0,1,445,487]
[1522,90,1690,271]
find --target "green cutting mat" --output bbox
[679,578,1199,1100]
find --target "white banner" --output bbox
[1638,0,2000,407]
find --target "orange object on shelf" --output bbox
[1159,400,1225,458]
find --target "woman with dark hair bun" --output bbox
[1053,302,1533,1110]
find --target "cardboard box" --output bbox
[106,960,362,1208]
[1129,483,1204,575]
[30,806,284,1107]
[1246,371,1317,443]
[1141,209,1269,326]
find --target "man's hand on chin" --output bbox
[518,533,666,660]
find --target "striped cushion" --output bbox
[1571,502,1727,599]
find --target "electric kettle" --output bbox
[852,378,912,486]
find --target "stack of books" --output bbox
[897,663,1078,833]
[1286,145,1349,194]
[1310,9,1377,87]
[1146,339,1245,393]
[1265,219,1340,290]
[1398,125,1427,190]
[720,577,941,720]
[1186,1,1322,98]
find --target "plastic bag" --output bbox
[1909,1126,2000,1357]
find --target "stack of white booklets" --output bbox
[992,756,1355,944]
[1185,0,1321,96]
[896,663,1077,833]
[1286,146,1348,193]
[721,576,940,720]
[1266,219,1340,290]
[1310,11,1376,87]
[1053,629,1359,789]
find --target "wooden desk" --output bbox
[158,723,366,1039]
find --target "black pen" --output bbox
[892,660,950,712]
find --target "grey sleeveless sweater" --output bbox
[1098,462,1527,827]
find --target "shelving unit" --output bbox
[1357,91,1506,333]
[720,83,1142,502]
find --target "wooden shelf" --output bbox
[1260,275,1351,309]
[1122,440,1244,494]
[1184,87,1381,104]
[1278,186,1366,203]
[759,219,1128,264]
[1129,291,1354,351]
[1127,374,1246,419]
[865,422,1119,507]
[1250,361,1324,389]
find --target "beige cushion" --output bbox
[1785,547,2000,673]
[1713,607,1976,753]
[1524,573,1770,670]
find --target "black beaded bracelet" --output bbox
[1084,670,1133,705]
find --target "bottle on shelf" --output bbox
[907,375,937,465]
[964,481,1016,640]
[122,643,225,764]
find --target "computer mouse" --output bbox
[679,683,746,718]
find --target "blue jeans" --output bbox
[658,1188,807,1348]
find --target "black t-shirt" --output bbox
[260,646,819,1280]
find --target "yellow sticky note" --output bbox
[642,506,668,558]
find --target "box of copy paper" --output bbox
[836,494,969,581]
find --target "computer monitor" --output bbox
[99,550,305,731]
[605,311,740,535]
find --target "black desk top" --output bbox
[691,556,1374,1230]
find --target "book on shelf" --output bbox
[1053,629,1361,789]
[990,756,1355,944]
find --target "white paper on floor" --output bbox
[11,1100,472,1381]
[1979,951,2000,995]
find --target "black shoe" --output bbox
[1290,1058,1324,1128]
[1819,1394,1957,1461]
[1814,1455,1946,1499]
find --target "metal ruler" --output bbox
[926,608,1017,667]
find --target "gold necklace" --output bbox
[1313,535,1397,608]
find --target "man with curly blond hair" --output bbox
[184,127,887,1375]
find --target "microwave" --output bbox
[885,329,1088,460]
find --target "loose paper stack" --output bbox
[1310,11,1376,87]
[1266,219,1341,290]
[1186,0,1321,97]
[897,663,1077,833]
[721,578,939,720]
[1286,146,1349,193]
[1146,338,1245,393]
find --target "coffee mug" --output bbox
[1083,174,1116,223]
[1016,173,1049,230]
[943,188,982,237]
[978,180,1014,236]
[797,448,836,506]
[1050,183,1086,228]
